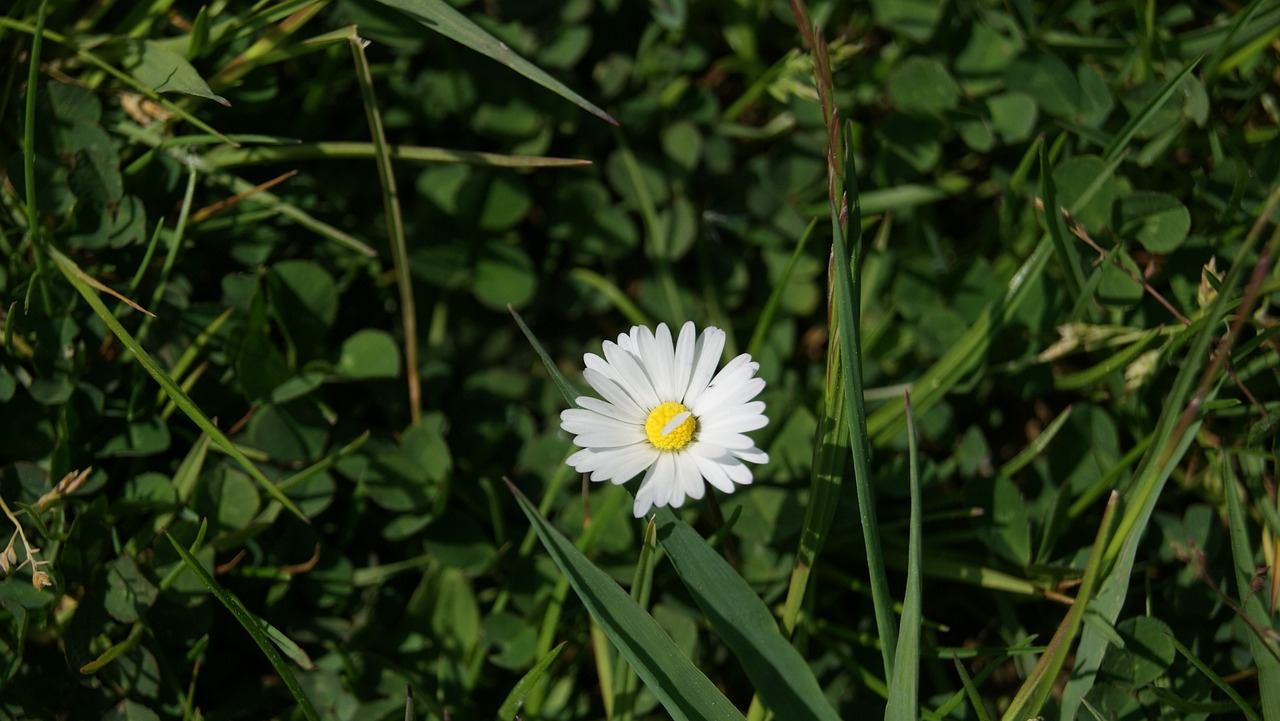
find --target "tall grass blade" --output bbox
[372,0,617,125]
[49,246,308,522]
[511,306,582,407]
[885,392,922,721]
[166,525,319,721]
[348,30,421,425]
[507,481,746,721]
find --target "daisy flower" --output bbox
[560,321,770,518]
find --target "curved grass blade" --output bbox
[654,508,841,721]
[372,0,617,126]
[49,247,308,522]
[506,480,746,721]
[496,642,567,721]
[885,392,923,721]
[166,525,319,721]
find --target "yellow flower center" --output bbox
[645,401,698,451]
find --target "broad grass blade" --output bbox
[166,525,319,721]
[654,508,841,721]
[507,481,746,721]
[372,0,616,125]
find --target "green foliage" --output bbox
[2,0,1279,719]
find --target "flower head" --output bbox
[560,321,769,517]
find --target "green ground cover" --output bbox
[2,0,1280,719]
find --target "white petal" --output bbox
[690,451,736,493]
[697,430,756,450]
[632,463,660,517]
[691,373,764,418]
[699,408,768,434]
[730,446,769,465]
[583,369,647,417]
[603,340,662,409]
[681,326,726,406]
[649,323,677,400]
[672,322,696,402]
[577,395,646,424]
[652,453,678,509]
[560,408,637,436]
[596,444,660,484]
[675,452,706,501]
[661,411,692,437]
[575,428,647,448]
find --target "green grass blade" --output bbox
[348,30,421,425]
[1225,462,1280,718]
[506,481,746,721]
[867,237,1051,445]
[951,654,993,721]
[1039,138,1084,300]
[569,268,653,328]
[511,306,583,408]
[1060,188,1280,721]
[203,141,592,169]
[1166,631,1264,721]
[1101,56,1203,162]
[496,642,567,721]
[166,526,319,721]
[654,508,841,721]
[1001,491,1119,721]
[49,247,308,522]
[372,0,617,126]
[613,517,659,721]
[747,218,816,358]
[830,120,898,679]
[885,392,922,721]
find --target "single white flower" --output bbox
[560,321,770,518]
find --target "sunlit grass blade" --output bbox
[1001,491,1118,721]
[166,524,319,721]
[1224,461,1280,717]
[348,29,421,425]
[203,141,592,169]
[496,642,567,721]
[49,246,308,522]
[885,392,922,721]
[654,508,841,721]
[506,481,746,721]
[372,0,617,126]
